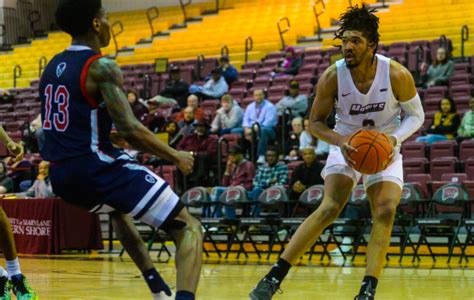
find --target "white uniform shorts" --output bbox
[321,145,404,191]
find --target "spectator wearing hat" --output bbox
[150,65,189,108]
[189,69,229,100]
[208,145,256,218]
[218,56,238,86]
[273,46,302,76]
[276,80,308,118]
[177,118,217,187]
[175,94,205,123]
[210,94,244,135]
[288,147,324,201]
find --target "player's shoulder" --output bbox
[89,57,123,83]
[318,64,338,86]
[389,59,413,83]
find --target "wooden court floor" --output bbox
[13,251,474,300]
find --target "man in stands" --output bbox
[190,69,228,100]
[177,106,198,138]
[177,119,217,187]
[288,147,324,201]
[209,144,255,218]
[276,80,308,118]
[241,89,278,164]
[210,94,243,135]
[175,94,204,122]
[151,65,189,108]
[218,56,238,86]
[457,97,474,143]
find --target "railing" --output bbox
[221,45,229,57]
[245,36,253,63]
[250,122,261,164]
[313,0,326,41]
[461,25,469,60]
[277,17,290,50]
[414,46,424,83]
[179,0,192,25]
[111,21,124,57]
[144,75,152,99]
[13,65,22,88]
[28,10,43,36]
[38,56,47,77]
[217,137,230,185]
[196,54,205,80]
[146,7,160,39]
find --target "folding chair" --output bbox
[393,183,426,263]
[327,184,370,262]
[279,185,324,259]
[459,200,474,263]
[413,183,469,263]
[235,186,288,259]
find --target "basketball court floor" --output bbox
[20,250,474,299]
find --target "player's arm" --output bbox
[390,61,425,147]
[88,58,193,174]
[309,65,344,146]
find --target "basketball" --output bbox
[347,129,393,174]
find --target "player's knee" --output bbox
[318,200,342,223]
[373,202,397,223]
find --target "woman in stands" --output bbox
[420,47,454,88]
[416,97,460,144]
[273,47,302,76]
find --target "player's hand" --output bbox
[175,151,194,175]
[337,135,357,167]
[6,141,24,162]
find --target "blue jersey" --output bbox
[40,46,119,161]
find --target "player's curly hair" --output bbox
[55,0,102,37]
[334,5,380,51]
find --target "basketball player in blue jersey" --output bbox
[40,1,202,299]
[250,6,425,300]
[0,126,38,300]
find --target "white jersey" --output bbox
[334,54,401,136]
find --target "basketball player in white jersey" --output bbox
[250,5,425,300]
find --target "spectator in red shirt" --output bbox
[174,94,205,122]
[177,118,217,187]
[209,145,256,218]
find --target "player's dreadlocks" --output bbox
[334,5,380,63]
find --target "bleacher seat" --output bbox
[429,140,456,160]
[430,156,458,180]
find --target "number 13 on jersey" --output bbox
[43,84,70,131]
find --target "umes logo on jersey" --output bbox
[349,102,385,115]
[56,62,67,78]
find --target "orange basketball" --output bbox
[347,129,393,175]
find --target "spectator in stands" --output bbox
[457,97,474,143]
[150,65,189,108]
[177,106,198,137]
[210,94,243,135]
[0,89,14,103]
[420,47,454,88]
[189,69,229,100]
[273,46,302,76]
[276,80,308,118]
[286,117,304,160]
[288,147,324,201]
[0,161,13,194]
[218,56,238,86]
[164,120,181,147]
[241,89,278,164]
[251,146,288,216]
[177,118,217,187]
[175,94,204,122]
[16,161,54,198]
[127,90,148,119]
[209,145,256,218]
[21,113,43,153]
[416,97,460,144]
[299,117,330,158]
